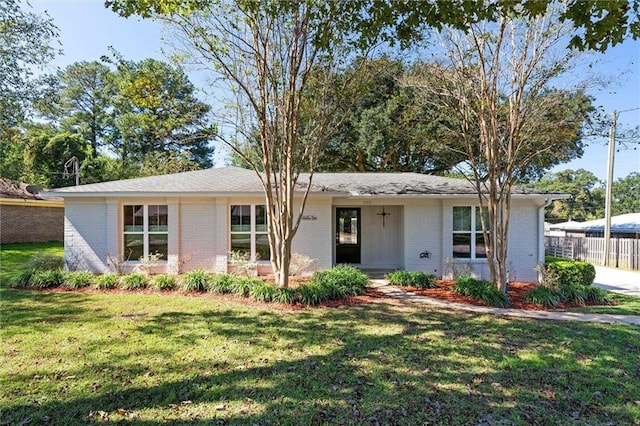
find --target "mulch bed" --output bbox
[397,280,600,311]
[29,279,604,311]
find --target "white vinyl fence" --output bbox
[545,236,640,271]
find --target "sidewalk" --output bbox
[369,280,640,326]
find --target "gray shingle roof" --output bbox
[46,166,560,197]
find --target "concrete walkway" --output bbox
[593,266,640,297]
[368,280,640,326]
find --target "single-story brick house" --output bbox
[0,178,64,244]
[45,166,563,282]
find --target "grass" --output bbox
[1,289,639,425]
[1,242,640,424]
[0,241,63,287]
[567,293,640,315]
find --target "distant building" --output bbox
[0,179,64,244]
[549,213,640,239]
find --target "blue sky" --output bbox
[31,1,640,181]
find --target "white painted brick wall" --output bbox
[291,200,332,271]
[65,199,110,273]
[180,199,218,271]
[404,200,443,276]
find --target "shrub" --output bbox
[582,286,611,305]
[180,269,211,292]
[289,253,315,276]
[273,287,299,304]
[298,281,331,305]
[230,277,263,297]
[30,269,65,289]
[250,282,277,302]
[386,270,437,289]
[523,286,562,308]
[63,271,94,289]
[119,273,148,290]
[453,276,510,308]
[27,253,64,271]
[559,284,587,305]
[152,274,176,291]
[545,258,595,287]
[209,274,235,294]
[228,251,257,277]
[10,269,36,288]
[311,265,368,296]
[94,273,119,289]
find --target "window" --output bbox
[452,206,488,259]
[230,205,270,261]
[123,205,168,261]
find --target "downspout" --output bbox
[538,198,553,280]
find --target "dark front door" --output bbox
[336,208,361,264]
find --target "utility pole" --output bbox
[603,111,617,267]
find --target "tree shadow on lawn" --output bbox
[3,302,639,425]
[1,289,95,336]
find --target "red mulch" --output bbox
[31,280,602,311]
[399,280,598,311]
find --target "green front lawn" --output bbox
[2,289,639,425]
[0,241,63,287]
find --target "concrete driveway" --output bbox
[593,266,640,297]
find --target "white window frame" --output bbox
[230,204,270,262]
[123,204,168,262]
[452,206,488,260]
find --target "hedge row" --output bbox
[10,264,370,306]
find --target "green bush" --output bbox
[94,273,119,289]
[119,273,148,290]
[582,286,611,305]
[209,274,235,294]
[298,281,331,305]
[273,287,299,304]
[30,269,65,289]
[386,270,437,289]
[311,265,368,296]
[545,258,595,287]
[180,269,211,292]
[523,286,562,308]
[230,277,262,297]
[559,284,586,305]
[63,271,94,289]
[27,253,64,271]
[152,274,176,291]
[10,269,36,288]
[250,282,277,302]
[453,276,509,308]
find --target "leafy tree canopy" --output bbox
[530,169,605,221]
[613,172,640,215]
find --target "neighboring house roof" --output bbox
[44,166,565,199]
[551,213,640,233]
[0,178,62,204]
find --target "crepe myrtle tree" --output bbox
[107,0,376,287]
[405,9,601,292]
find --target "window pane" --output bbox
[452,233,471,258]
[149,234,168,260]
[475,233,487,258]
[124,234,144,261]
[255,205,267,232]
[149,205,168,232]
[453,207,471,231]
[231,234,251,254]
[255,233,270,261]
[124,205,143,232]
[476,207,489,231]
[231,205,251,232]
